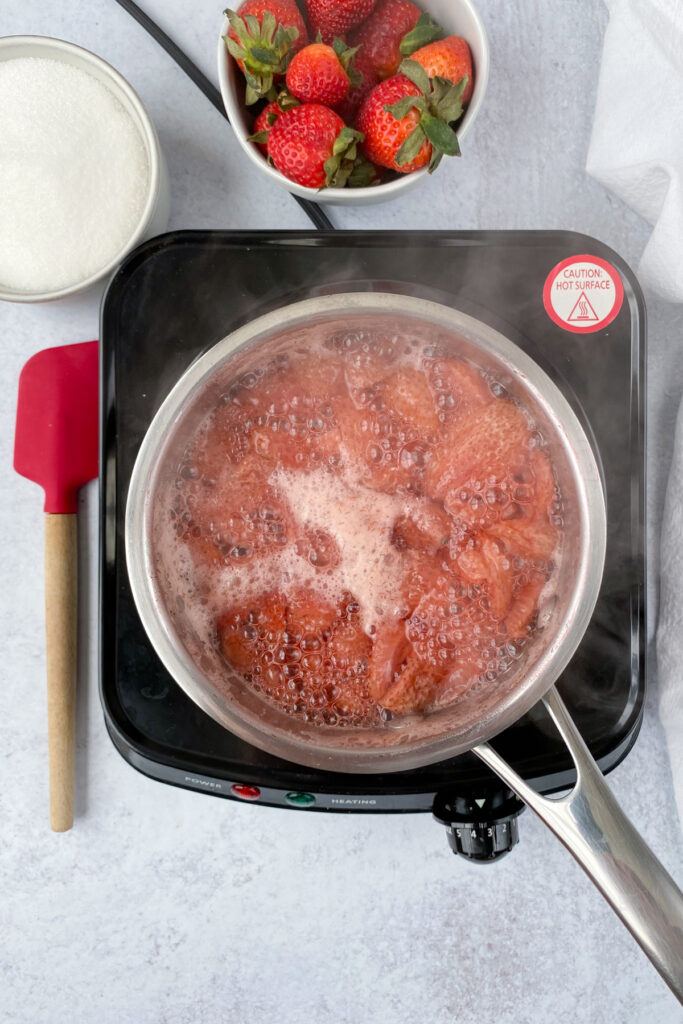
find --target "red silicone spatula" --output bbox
[14,341,99,832]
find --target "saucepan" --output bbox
[126,292,683,996]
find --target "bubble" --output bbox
[399,440,425,469]
[230,546,252,559]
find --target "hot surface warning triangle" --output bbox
[567,289,599,323]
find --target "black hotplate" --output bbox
[99,230,645,852]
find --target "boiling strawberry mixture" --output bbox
[167,330,561,727]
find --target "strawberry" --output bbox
[349,1,442,81]
[505,576,546,638]
[425,357,492,421]
[217,594,287,671]
[305,0,377,44]
[249,91,299,151]
[357,59,467,173]
[224,1,308,104]
[286,39,360,106]
[392,502,452,556]
[426,400,531,500]
[251,99,282,151]
[335,6,444,123]
[410,35,474,105]
[357,74,430,173]
[267,103,364,188]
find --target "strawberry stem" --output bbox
[323,126,365,188]
[385,59,467,172]
[224,8,300,104]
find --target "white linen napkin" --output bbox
[657,398,683,823]
[586,0,683,303]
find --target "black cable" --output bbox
[112,0,334,232]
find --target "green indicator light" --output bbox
[286,791,316,808]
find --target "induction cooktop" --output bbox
[99,230,645,862]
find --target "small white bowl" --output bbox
[217,0,489,206]
[0,36,170,303]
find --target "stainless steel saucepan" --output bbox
[126,293,683,997]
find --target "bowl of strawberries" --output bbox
[217,0,489,204]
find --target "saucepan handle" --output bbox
[473,685,683,999]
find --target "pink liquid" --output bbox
[159,328,561,727]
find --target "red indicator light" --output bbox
[231,784,261,801]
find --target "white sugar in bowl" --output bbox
[0,36,170,303]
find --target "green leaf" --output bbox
[332,37,346,58]
[245,82,260,105]
[275,24,299,49]
[330,37,361,87]
[399,12,444,57]
[384,95,424,120]
[322,126,366,188]
[398,58,430,96]
[323,153,350,188]
[332,126,363,155]
[323,154,338,183]
[348,158,381,188]
[432,76,467,123]
[428,148,444,174]
[251,45,279,66]
[261,9,276,43]
[243,68,271,105]
[453,74,469,100]
[276,89,300,111]
[224,36,247,62]
[421,114,461,156]
[226,11,250,47]
[340,44,360,69]
[395,124,427,166]
[429,76,451,108]
[248,130,270,144]
[348,64,363,90]
[244,13,260,38]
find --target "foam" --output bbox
[156,466,437,641]
[148,323,564,726]
[271,467,415,632]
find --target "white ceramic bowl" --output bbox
[0,36,171,303]
[217,0,489,206]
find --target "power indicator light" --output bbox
[231,784,261,801]
[285,792,316,808]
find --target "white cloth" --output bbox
[586,0,683,303]
[657,398,683,824]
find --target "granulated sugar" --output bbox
[0,57,150,293]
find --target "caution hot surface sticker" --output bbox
[543,254,624,334]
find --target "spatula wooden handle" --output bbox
[44,513,78,832]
